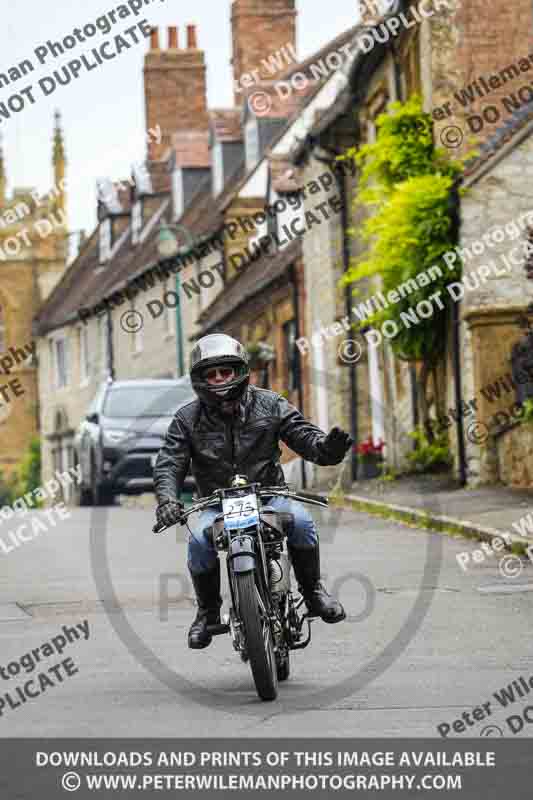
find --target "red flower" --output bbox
[355,436,386,456]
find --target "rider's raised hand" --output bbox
[156,499,185,528]
[320,426,354,462]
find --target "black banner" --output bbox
[0,739,531,798]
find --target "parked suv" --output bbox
[74,377,195,505]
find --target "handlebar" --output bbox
[152,486,329,535]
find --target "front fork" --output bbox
[225,531,313,658]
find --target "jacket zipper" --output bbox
[229,418,236,472]
[226,420,235,474]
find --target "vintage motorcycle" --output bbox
[153,475,329,701]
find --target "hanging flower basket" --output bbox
[246,341,275,369]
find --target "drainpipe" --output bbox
[290,261,307,490]
[449,179,467,486]
[338,166,358,481]
[175,272,184,376]
[451,300,466,487]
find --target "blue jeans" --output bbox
[187,495,318,576]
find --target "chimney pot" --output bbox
[168,26,178,49]
[187,25,197,49]
[150,27,160,50]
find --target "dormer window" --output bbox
[245,117,260,172]
[212,141,224,196]
[131,200,143,245]
[172,169,184,219]
[99,218,111,264]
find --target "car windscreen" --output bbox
[102,385,192,418]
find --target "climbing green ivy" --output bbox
[342,96,466,363]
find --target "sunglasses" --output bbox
[203,366,236,382]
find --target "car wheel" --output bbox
[99,486,115,506]
[74,481,93,507]
[91,457,114,506]
[73,460,93,506]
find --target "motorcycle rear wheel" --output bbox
[235,571,278,701]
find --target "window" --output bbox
[54,338,69,389]
[275,192,304,252]
[99,316,110,377]
[78,326,90,385]
[48,339,54,385]
[0,305,6,353]
[245,117,260,172]
[103,384,192,417]
[404,33,421,98]
[131,200,143,245]
[267,199,279,250]
[99,218,111,263]
[212,141,224,196]
[172,169,184,219]
[283,320,298,392]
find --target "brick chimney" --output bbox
[231,0,297,105]
[144,25,208,161]
[357,0,393,24]
[430,0,533,146]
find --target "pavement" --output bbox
[343,473,533,553]
[1,499,533,738]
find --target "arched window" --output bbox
[0,305,5,353]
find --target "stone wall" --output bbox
[455,133,533,485]
[0,195,67,479]
[299,157,352,489]
[496,421,533,489]
[428,0,533,147]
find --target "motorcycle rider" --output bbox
[154,334,353,650]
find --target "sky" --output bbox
[1,0,360,239]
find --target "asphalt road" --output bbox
[0,500,531,738]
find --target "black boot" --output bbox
[288,545,345,624]
[188,562,222,649]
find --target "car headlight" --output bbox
[103,429,134,446]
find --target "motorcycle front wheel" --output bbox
[235,571,278,701]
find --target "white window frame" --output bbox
[99,218,112,263]
[245,117,260,172]
[131,200,143,245]
[275,192,304,252]
[172,168,184,220]
[212,141,224,196]
[78,325,90,386]
[53,336,69,389]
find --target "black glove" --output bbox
[156,500,185,528]
[321,426,354,462]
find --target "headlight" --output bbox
[103,429,134,445]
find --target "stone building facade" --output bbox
[421,0,533,486]
[0,114,68,480]
[452,116,533,487]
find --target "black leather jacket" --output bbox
[154,385,342,501]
